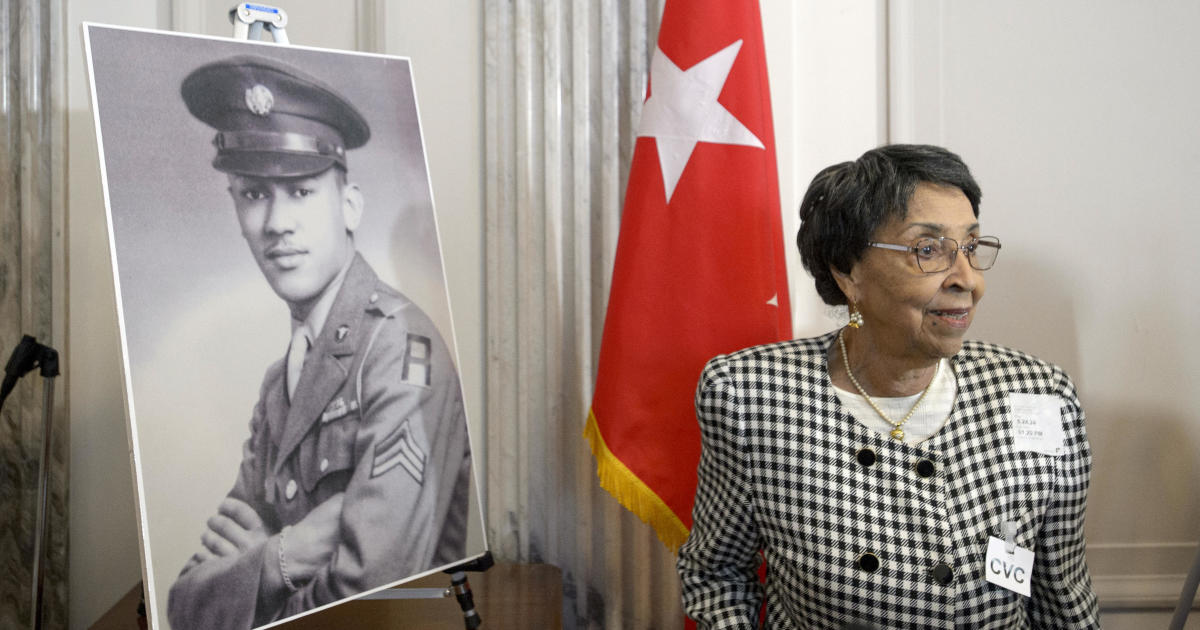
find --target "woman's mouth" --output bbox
[931,308,971,328]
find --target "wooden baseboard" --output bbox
[1094,574,1197,610]
[1090,542,1200,611]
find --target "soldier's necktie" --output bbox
[286,324,311,401]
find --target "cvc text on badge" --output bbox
[989,557,1026,583]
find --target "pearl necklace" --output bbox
[838,329,939,442]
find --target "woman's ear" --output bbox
[831,265,858,305]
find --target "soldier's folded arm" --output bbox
[255,492,343,612]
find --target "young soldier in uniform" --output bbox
[167,55,472,629]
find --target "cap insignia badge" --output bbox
[244,84,274,116]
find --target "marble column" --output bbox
[0,0,68,628]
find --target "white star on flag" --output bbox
[637,39,765,202]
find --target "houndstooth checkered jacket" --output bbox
[677,331,1099,629]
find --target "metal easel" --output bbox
[1,335,61,630]
[362,552,495,630]
[220,6,494,627]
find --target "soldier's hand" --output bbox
[181,549,213,573]
[281,493,345,583]
[201,497,269,558]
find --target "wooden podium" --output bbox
[90,564,562,630]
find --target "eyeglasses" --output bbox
[868,236,1002,273]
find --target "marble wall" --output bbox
[0,0,68,627]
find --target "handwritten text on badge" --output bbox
[986,536,1034,597]
[1008,393,1065,456]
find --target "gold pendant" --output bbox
[890,427,905,441]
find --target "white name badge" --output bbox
[1008,393,1065,456]
[985,536,1034,597]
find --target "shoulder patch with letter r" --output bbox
[402,333,432,386]
[372,418,426,483]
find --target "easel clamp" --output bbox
[229,3,289,44]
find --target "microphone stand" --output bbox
[1,335,61,630]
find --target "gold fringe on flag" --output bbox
[584,409,690,552]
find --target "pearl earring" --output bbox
[848,303,864,329]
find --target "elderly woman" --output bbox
[677,145,1099,629]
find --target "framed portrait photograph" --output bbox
[83,23,486,630]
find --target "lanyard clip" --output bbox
[1003,520,1018,554]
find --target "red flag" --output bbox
[585,0,792,552]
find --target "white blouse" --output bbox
[832,357,958,445]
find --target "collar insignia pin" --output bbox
[336,325,350,342]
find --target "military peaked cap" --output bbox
[181,54,370,178]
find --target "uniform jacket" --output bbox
[677,332,1099,629]
[168,253,472,629]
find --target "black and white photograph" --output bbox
[83,23,485,630]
